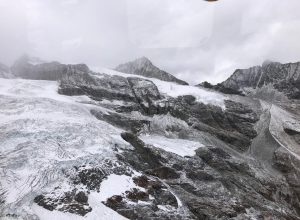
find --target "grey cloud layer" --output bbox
[1,0,300,84]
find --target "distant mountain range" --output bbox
[198,60,300,100]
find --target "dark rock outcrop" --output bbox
[74,167,106,191]
[74,191,88,203]
[197,81,214,89]
[34,191,92,216]
[153,96,259,152]
[125,188,149,202]
[115,57,188,85]
[120,132,163,169]
[284,128,300,144]
[197,81,245,96]
[59,72,134,100]
[146,166,180,179]
[59,70,162,116]
[91,110,150,134]
[118,134,300,219]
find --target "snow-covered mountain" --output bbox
[115,57,188,85]
[202,61,300,101]
[0,56,300,220]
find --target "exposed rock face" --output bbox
[34,191,92,216]
[120,132,163,169]
[11,55,90,81]
[115,57,189,85]
[119,133,300,220]
[62,63,300,219]
[219,61,300,99]
[57,65,300,217]
[59,71,132,99]
[58,70,162,115]
[169,98,258,152]
[91,110,150,134]
[197,81,214,89]
[125,94,259,152]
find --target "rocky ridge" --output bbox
[199,61,300,100]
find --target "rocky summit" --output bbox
[115,57,189,85]
[222,61,300,99]
[0,56,300,220]
[199,61,300,100]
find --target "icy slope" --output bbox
[0,78,130,219]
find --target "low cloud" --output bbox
[0,0,300,84]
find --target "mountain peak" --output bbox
[219,60,300,99]
[115,57,188,85]
[135,56,153,65]
[262,60,281,67]
[262,60,273,67]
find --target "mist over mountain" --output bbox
[2,0,300,84]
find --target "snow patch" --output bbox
[95,174,139,202]
[32,203,128,220]
[83,174,145,219]
[32,204,84,220]
[140,135,204,157]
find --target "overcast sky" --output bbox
[1,0,300,84]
